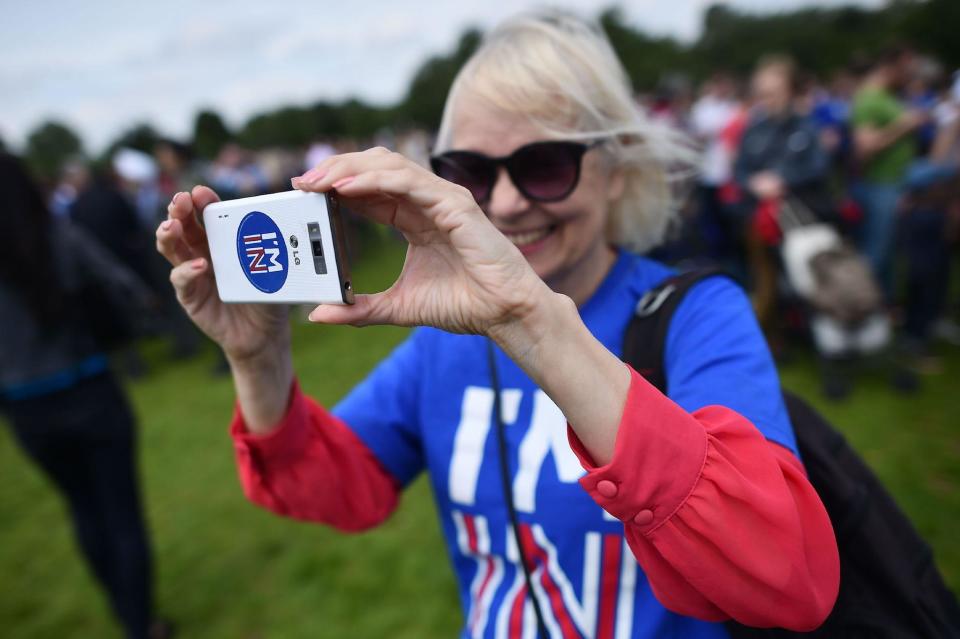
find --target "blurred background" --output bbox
[1,0,958,637]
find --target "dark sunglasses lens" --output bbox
[432,153,495,203]
[510,142,584,201]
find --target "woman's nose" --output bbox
[485,167,529,221]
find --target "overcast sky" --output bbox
[0,0,883,152]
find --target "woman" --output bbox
[0,154,169,639]
[157,12,838,637]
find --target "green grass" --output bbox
[1,238,958,638]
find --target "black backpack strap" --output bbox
[624,269,960,637]
[623,268,726,393]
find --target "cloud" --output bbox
[0,0,884,152]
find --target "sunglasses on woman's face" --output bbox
[430,140,603,205]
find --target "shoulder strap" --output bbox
[622,268,724,393]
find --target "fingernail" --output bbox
[172,192,186,205]
[332,176,353,189]
[192,258,205,270]
[161,220,172,231]
[291,177,303,189]
[302,168,327,182]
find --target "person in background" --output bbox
[904,58,942,157]
[157,11,838,637]
[811,70,856,169]
[71,162,163,375]
[154,139,203,212]
[900,70,960,369]
[690,72,741,264]
[304,139,336,172]
[113,148,162,231]
[207,143,268,200]
[851,44,927,294]
[70,164,156,291]
[734,55,831,330]
[50,158,90,218]
[152,139,206,360]
[0,153,170,639]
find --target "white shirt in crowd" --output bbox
[690,94,739,186]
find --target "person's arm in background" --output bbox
[853,96,927,160]
[930,103,960,163]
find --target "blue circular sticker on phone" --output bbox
[236,211,288,294]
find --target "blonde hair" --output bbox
[435,9,697,254]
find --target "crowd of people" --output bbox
[40,44,960,396]
[644,45,960,396]
[3,15,960,637]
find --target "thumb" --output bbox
[307,293,397,327]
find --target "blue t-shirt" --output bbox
[334,251,794,639]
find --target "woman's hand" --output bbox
[156,186,294,432]
[301,148,629,463]
[155,186,290,361]
[294,147,553,340]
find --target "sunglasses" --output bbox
[430,140,603,205]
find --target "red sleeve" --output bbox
[568,367,839,631]
[230,380,401,532]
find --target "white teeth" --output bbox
[504,227,550,247]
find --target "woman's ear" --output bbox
[607,168,625,203]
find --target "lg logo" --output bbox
[289,235,303,266]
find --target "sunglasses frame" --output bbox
[430,139,605,205]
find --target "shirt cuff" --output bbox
[230,379,312,461]
[567,366,708,534]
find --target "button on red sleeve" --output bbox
[568,366,839,631]
[568,368,708,531]
[230,380,401,532]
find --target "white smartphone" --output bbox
[203,190,354,304]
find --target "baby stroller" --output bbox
[775,197,915,399]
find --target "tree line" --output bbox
[17,0,957,182]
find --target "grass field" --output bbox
[1,236,957,638]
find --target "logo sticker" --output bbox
[236,211,288,293]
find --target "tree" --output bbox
[901,0,960,67]
[238,106,317,149]
[397,29,482,130]
[336,99,394,140]
[193,110,232,160]
[107,123,162,156]
[24,121,84,183]
[600,8,692,89]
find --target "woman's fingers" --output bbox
[307,293,396,327]
[293,146,397,191]
[156,217,194,266]
[169,257,210,305]
[293,148,484,233]
[191,185,221,213]
[166,186,220,259]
